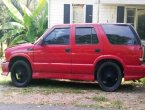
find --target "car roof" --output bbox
[52,23,131,28]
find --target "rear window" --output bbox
[101,24,141,45]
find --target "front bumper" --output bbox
[1,61,9,76]
[125,65,145,80]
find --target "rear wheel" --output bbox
[11,60,32,87]
[97,62,122,92]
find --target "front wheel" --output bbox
[11,60,32,87]
[97,62,122,92]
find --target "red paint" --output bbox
[1,23,145,81]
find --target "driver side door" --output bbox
[33,26,71,78]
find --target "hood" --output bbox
[5,43,34,53]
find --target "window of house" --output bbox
[75,27,98,44]
[137,9,145,40]
[44,28,70,45]
[117,6,124,23]
[72,4,84,23]
[64,4,93,24]
[126,8,136,26]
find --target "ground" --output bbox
[0,67,145,110]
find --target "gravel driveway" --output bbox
[0,74,145,110]
[0,104,99,110]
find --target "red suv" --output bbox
[1,23,145,91]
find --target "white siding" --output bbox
[48,0,97,27]
[93,4,98,22]
[48,0,145,28]
[99,5,117,23]
[100,0,145,5]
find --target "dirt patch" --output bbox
[0,76,145,110]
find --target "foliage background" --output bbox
[0,0,48,46]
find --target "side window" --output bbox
[44,28,70,45]
[75,27,99,44]
[101,24,140,45]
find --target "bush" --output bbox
[140,78,145,84]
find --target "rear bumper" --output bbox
[124,65,145,80]
[1,61,9,76]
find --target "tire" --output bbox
[97,62,122,92]
[11,60,32,87]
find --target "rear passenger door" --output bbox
[71,24,103,78]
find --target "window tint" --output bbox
[44,28,70,45]
[75,27,98,44]
[102,24,140,45]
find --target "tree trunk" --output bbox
[6,38,11,47]
[26,0,32,8]
[0,42,3,57]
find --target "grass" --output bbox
[140,78,145,84]
[75,95,121,109]
[111,100,123,109]
[77,96,123,109]
[0,72,11,86]
[92,96,111,109]
[92,96,108,102]
[1,78,100,95]
[0,66,11,85]
[3,81,86,95]
[75,97,123,109]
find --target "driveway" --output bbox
[0,74,145,110]
[0,104,98,110]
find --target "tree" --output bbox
[0,3,10,57]
[0,0,48,46]
[26,0,32,8]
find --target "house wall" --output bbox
[48,0,117,27]
[48,0,98,27]
[99,5,117,23]
[100,0,145,5]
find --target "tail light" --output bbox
[139,45,144,63]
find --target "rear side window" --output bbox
[101,24,141,45]
[75,27,98,44]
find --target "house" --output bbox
[48,0,145,39]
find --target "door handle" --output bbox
[65,48,71,53]
[95,49,101,52]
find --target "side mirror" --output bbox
[41,38,46,46]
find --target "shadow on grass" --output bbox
[1,78,145,93]
[30,79,101,92]
[0,79,12,86]
[29,79,145,93]
[118,83,145,93]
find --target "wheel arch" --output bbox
[9,56,33,73]
[94,57,124,80]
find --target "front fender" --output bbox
[9,53,34,71]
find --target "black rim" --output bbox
[13,65,28,83]
[100,65,118,87]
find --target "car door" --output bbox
[33,26,71,78]
[71,24,103,80]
